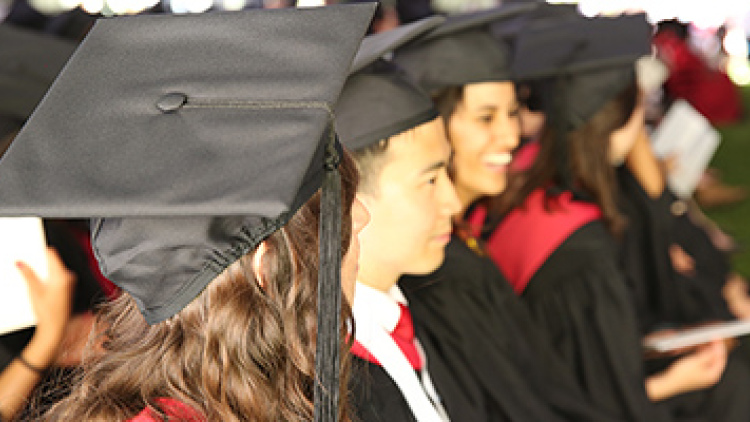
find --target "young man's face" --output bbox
[356,117,461,290]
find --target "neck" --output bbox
[357,262,401,293]
[455,184,479,215]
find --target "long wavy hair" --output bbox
[490,80,638,237]
[39,151,359,422]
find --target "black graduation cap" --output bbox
[335,16,445,152]
[489,2,579,41]
[0,5,376,420]
[390,2,538,94]
[0,24,77,121]
[0,4,376,318]
[511,13,652,129]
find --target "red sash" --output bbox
[469,188,602,294]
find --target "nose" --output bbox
[351,196,370,235]
[438,171,462,217]
[492,112,521,151]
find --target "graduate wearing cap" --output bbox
[0,4,375,421]
[337,11,617,422]
[334,17,493,422]
[470,13,750,421]
[391,5,627,422]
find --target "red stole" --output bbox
[129,398,203,421]
[350,303,423,371]
[468,188,602,294]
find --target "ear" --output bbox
[252,241,268,289]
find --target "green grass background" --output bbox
[705,86,750,276]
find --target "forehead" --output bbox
[462,81,517,106]
[385,117,450,169]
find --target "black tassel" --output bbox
[314,126,343,422]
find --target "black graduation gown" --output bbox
[521,221,671,421]
[398,236,623,422]
[524,220,750,422]
[616,167,732,335]
[350,357,417,422]
[349,296,487,421]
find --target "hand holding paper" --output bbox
[16,248,76,351]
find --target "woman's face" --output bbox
[341,197,370,304]
[447,81,521,208]
[609,95,645,166]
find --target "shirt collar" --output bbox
[353,281,408,332]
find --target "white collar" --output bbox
[352,281,408,333]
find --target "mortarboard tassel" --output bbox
[314,123,343,422]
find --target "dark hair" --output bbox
[495,81,638,236]
[351,137,391,196]
[40,151,360,422]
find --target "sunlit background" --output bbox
[1,0,748,85]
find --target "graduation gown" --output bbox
[478,187,750,422]
[616,166,732,335]
[349,284,485,421]
[472,188,669,421]
[350,357,419,422]
[399,235,623,422]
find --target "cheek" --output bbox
[451,130,488,176]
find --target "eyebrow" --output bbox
[420,161,447,175]
[472,102,520,113]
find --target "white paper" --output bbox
[643,319,750,352]
[649,100,721,198]
[0,217,48,335]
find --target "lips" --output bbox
[433,228,453,245]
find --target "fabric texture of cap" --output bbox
[512,13,652,128]
[0,24,77,121]
[336,16,444,152]
[489,2,579,41]
[391,2,538,93]
[0,4,375,324]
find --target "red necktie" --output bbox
[349,304,424,371]
[391,304,423,371]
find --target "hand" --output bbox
[722,273,750,319]
[16,248,76,368]
[646,339,727,401]
[669,244,696,277]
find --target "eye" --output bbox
[477,114,493,124]
[509,107,520,117]
[427,176,438,185]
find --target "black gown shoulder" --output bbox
[399,236,623,422]
[350,357,417,422]
[524,220,672,421]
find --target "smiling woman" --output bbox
[437,81,520,210]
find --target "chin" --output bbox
[406,251,446,276]
[479,180,507,197]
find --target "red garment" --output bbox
[350,304,423,371]
[129,398,203,422]
[468,188,601,294]
[511,140,540,172]
[654,31,742,125]
[68,223,121,300]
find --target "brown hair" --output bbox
[495,82,638,236]
[39,151,359,422]
[351,138,390,196]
